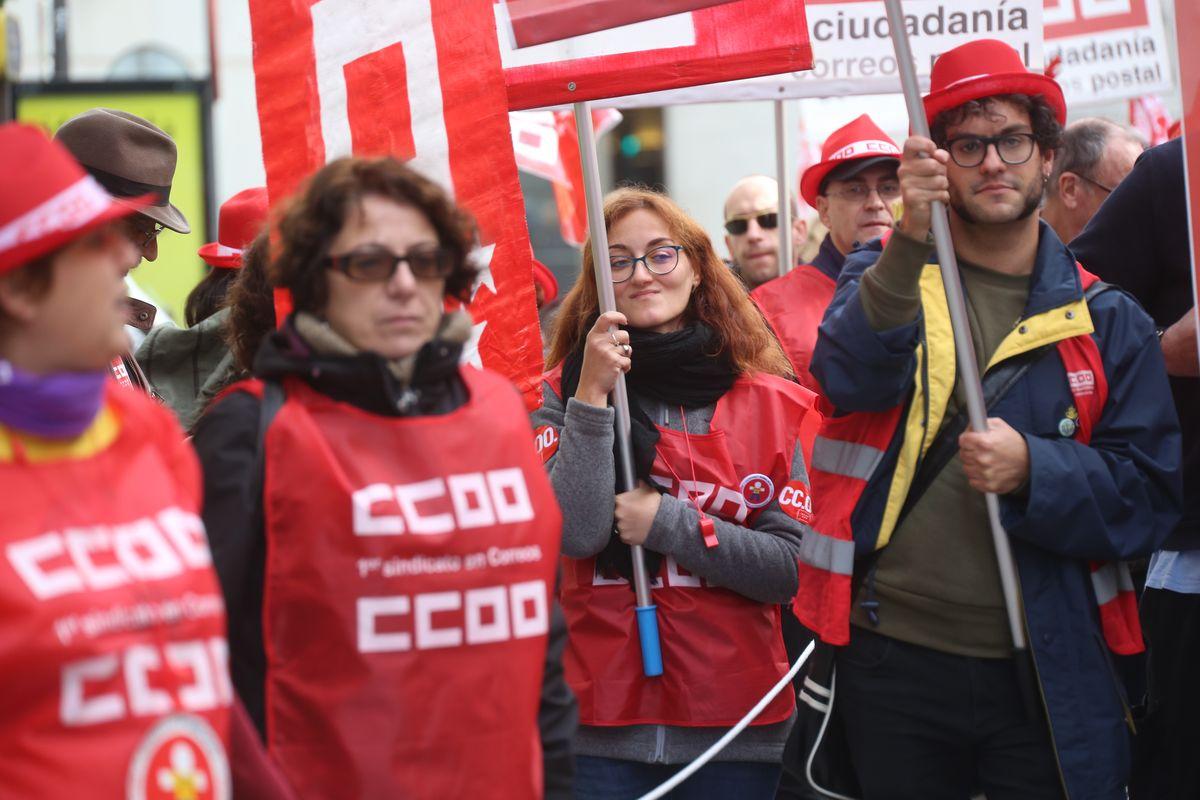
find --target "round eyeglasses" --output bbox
[609,245,683,284]
[944,133,1037,168]
[326,246,455,282]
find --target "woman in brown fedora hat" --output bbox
[0,123,234,796]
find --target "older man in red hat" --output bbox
[751,115,899,394]
[797,40,1181,799]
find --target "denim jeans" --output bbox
[574,755,782,800]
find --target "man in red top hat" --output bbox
[803,40,1180,799]
[751,115,900,394]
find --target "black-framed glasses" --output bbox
[1072,172,1115,195]
[610,244,684,284]
[326,246,455,282]
[824,181,901,202]
[723,212,778,236]
[944,132,1037,168]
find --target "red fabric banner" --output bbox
[1180,0,1200,369]
[248,0,544,405]
[504,0,734,48]
[501,0,812,110]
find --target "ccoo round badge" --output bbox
[739,473,776,509]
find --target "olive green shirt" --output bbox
[852,231,1030,657]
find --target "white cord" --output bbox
[805,669,858,800]
[635,640,816,800]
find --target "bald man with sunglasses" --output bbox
[722,175,808,290]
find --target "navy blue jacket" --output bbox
[1072,138,1200,550]
[811,223,1182,799]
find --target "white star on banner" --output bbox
[462,318,487,369]
[469,243,497,301]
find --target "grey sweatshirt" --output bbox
[531,381,809,765]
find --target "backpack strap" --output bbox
[253,380,286,527]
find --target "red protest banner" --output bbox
[248,0,544,405]
[500,0,812,110]
[503,0,734,48]
[1179,0,1200,367]
[1044,0,1150,38]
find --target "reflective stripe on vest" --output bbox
[811,437,885,481]
[794,263,1143,655]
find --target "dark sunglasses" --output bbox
[723,212,778,236]
[326,246,455,282]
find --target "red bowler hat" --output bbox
[0,123,151,276]
[800,115,900,206]
[924,39,1066,127]
[197,186,269,268]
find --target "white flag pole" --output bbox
[775,99,794,276]
[573,101,664,678]
[881,0,1033,692]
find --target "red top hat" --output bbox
[800,115,900,206]
[924,39,1066,128]
[0,123,150,275]
[198,187,269,268]
[531,258,558,304]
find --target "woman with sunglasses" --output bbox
[0,124,233,797]
[191,156,575,799]
[533,188,821,799]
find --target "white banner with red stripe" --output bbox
[248,0,545,405]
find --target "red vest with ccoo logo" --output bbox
[255,367,561,799]
[751,264,838,396]
[0,383,231,800]
[550,370,819,726]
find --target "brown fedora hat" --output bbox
[54,108,190,234]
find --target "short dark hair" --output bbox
[930,93,1063,155]
[184,267,238,327]
[0,255,57,332]
[271,156,478,316]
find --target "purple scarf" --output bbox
[0,360,108,438]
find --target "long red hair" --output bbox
[547,187,791,378]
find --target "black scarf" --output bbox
[560,322,737,580]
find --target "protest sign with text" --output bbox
[597,0,1042,107]
[1044,0,1172,106]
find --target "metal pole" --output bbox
[774,99,794,276]
[51,0,66,81]
[882,0,1029,660]
[574,101,664,678]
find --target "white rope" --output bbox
[635,640,816,800]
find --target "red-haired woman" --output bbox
[533,187,819,798]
